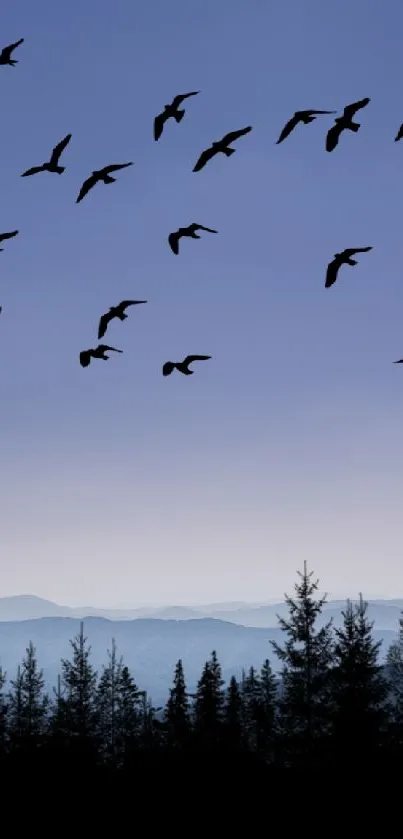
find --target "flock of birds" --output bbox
[2,38,403,370]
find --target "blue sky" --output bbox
[1,0,403,606]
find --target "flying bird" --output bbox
[98,300,147,339]
[76,162,133,204]
[168,223,217,255]
[325,247,373,288]
[21,134,72,177]
[276,109,336,144]
[193,126,252,172]
[162,354,211,377]
[0,39,24,66]
[326,97,370,152]
[0,230,18,251]
[395,123,403,142]
[393,359,403,364]
[79,344,123,367]
[154,91,199,141]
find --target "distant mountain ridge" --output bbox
[0,593,402,630]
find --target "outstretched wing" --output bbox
[50,133,72,165]
[154,112,167,141]
[79,350,92,367]
[194,224,218,234]
[168,231,181,254]
[276,114,300,144]
[325,258,340,289]
[162,361,175,376]
[344,246,373,257]
[325,123,343,152]
[1,38,24,60]
[192,146,215,172]
[0,230,18,242]
[21,165,45,177]
[343,97,370,119]
[120,300,147,310]
[172,91,200,108]
[183,355,211,365]
[221,126,252,145]
[395,123,403,142]
[98,312,112,340]
[97,344,123,353]
[103,162,133,174]
[76,173,98,203]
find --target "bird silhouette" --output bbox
[162,355,211,376]
[76,163,133,203]
[0,230,19,251]
[395,123,403,142]
[154,91,199,141]
[193,126,252,172]
[98,300,147,339]
[325,247,373,288]
[326,98,370,152]
[393,359,403,364]
[21,134,72,177]
[0,39,24,66]
[168,223,217,255]
[276,109,336,144]
[79,344,123,367]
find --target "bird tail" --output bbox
[347,121,360,133]
[54,166,65,174]
[9,60,17,66]
[174,109,185,123]
[104,175,116,184]
[348,258,358,265]
[223,147,236,157]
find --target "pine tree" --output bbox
[8,643,49,749]
[271,562,334,767]
[115,665,142,764]
[385,611,403,730]
[60,622,98,758]
[331,594,387,765]
[256,659,278,762]
[241,666,262,753]
[224,675,244,752]
[194,650,225,751]
[164,659,191,750]
[97,638,122,765]
[0,665,8,758]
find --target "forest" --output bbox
[1,564,403,783]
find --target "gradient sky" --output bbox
[1,0,403,607]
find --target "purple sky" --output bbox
[1,0,403,607]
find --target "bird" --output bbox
[393,358,403,364]
[21,134,72,177]
[76,163,133,203]
[193,126,252,172]
[154,91,199,141]
[395,123,403,142]
[168,223,217,255]
[98,300,147,339]
[0,38,24,66]
[79,344,123,367]
[162,355,211,376]
[276,109,336,144]
[325,98,370,152]
[0,230,19,251]
[325,247,373,288]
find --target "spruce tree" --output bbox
[385,611,403,729]
[115,665,142,763]
[8,643,49,749]
[256,659,278,762]
[0,665,8,758]
[331,595,387,765]
[271,562,334,767]
[224,675,244,752]
[164,659,191,750]
[194,650,225,750]
[241,666,262,753]
[60,621,98,757]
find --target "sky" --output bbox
[1,0,403,607]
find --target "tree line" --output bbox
[1,563,403,776]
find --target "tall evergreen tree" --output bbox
[194,650,225,750]
[271,562,334,767]
[386,611,403,722]
[241,666,262,753]
[0,666,8,757]
[330,595,387,764]
[60,622,98,757]
[97,638,122,765]
[224,675,244,752]
[256,659,278,762]
[164,659,191,750]
[8,643,49,749]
